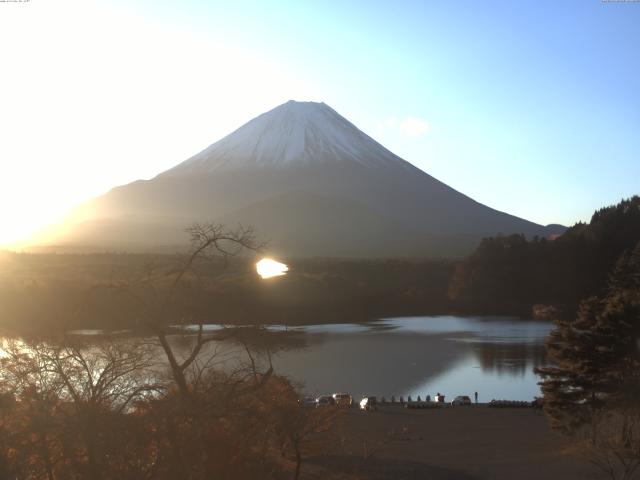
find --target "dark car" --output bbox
[451,395,472,406]
[315,395,336,408]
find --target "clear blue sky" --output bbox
[1,0,638,243]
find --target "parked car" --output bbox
[359,396,378,411]
[332,393,353,408]
[299,396,316,407]
[451,395,472,406]
[315,395,336,408]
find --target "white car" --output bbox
[433,393,446,403]
[451,395,472,406]
[359,396,378,411]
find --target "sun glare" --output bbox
[256,258,288,279]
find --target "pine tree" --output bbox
[596,244,640,410]
[537,242,640,478]
[537,296,611,434]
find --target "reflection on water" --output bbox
[472,341,548,377]
[258,316,552,401]
[22,316,553,402]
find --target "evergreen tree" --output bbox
[537,297,608,434]
[596,244,640,409]
[537,242,640,478]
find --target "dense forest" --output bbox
[450,196,640,318]
[0,251,455,335]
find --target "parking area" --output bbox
[305,405,601,480]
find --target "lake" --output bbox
[63,315,552,402]
[224,316,551,402]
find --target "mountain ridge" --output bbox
[44,100,565,257]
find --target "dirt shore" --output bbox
[305,405,602,480]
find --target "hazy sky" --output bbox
[1,0,638,245]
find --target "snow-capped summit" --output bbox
[163,100,406,175]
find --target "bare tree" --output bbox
[568,409,640,480]
[0,339,66,479]
[0,338,159,479]
[93,223,281,477]
[0,224,344,480]
[104,223,268,400]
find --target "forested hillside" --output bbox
[0,253,455,335]
[450,196,640,317]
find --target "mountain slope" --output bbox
[50,100,564,257]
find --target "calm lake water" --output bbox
[246,316,551,402]
[63,316,552,402]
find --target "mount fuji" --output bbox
[53,100,563,257]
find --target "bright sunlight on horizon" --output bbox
[0,0,318,247]
[256,258,289,279]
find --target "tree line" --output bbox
[449,196,640,318]
[0,254,455,336]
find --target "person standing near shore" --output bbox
[475,391,478,404]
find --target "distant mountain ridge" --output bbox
[48,100,564,257]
